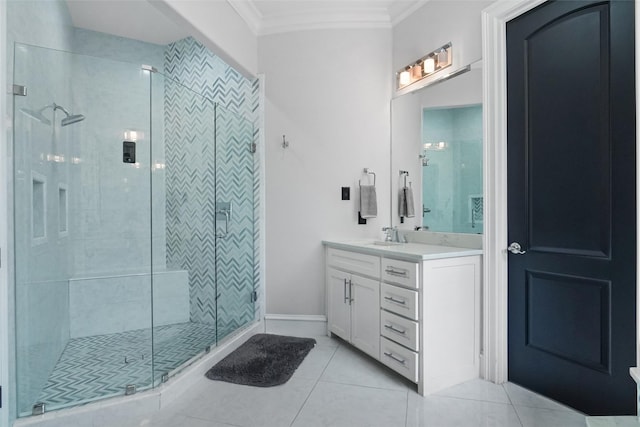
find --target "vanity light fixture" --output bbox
[396,42,453,90]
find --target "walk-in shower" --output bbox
[12,43,257,418]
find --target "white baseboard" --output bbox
[264,315,328,337]
[264,314,327,322]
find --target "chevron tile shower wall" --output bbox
[164,37,260,332]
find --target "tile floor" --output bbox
[31,322,218,415]
[109,323,587,427]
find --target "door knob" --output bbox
[507,242,526,254]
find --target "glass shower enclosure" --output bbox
[12,43,256,417]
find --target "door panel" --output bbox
[350,275,380,359]
[328,268,350,341]
[507,0,635,415]
[526,3,611,257]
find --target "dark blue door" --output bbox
[507,0,636,415]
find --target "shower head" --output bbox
[61,114,85,127]
[20,103,85,127]
[54,104,85,127]
[19,107,52,126]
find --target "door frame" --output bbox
[0,0,9,425]
[481,0,640,385]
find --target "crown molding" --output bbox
[260,8,392,36]
[389,0,429,27]
[227,0,263,35]
[229,0,416,36]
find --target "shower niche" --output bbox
[12,43,258,417]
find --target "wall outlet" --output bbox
[341,187,350,200]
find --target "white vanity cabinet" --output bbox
[324,241,482,396]
[326,249,380,359]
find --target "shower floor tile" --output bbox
[35,322,217,412]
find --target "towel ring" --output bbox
[359,168,376,187]
[399,170,409,187]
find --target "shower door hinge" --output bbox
[11,84,27,96]
[249,143,257,154]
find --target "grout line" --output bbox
[503,383,525,427]
[289,342,340,426]
[318,377,409,394]
[404,390,410,427]
[431,393,515,406]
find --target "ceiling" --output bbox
[66,0,427,45]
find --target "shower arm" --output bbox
[53,103,71,117]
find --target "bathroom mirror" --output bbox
[390,60,483,233]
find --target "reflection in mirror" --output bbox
[422,104,482,233]
[390,61,482,234]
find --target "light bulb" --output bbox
[424,57,435,74]
[399,71,411,85]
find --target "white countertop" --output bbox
[322,240,483,262]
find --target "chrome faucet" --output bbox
[382,227,397,242]
[382,226,399,242]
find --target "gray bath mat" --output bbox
[205,333,316,387]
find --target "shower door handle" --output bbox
[216,202,232,238]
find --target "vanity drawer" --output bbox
[380,309,419,352]
[381,258,419,289]
[381,283,418,320]
[327,248,380,279]
[380,337,418,383]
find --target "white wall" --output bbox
[153,0,258,77]
[393,1,493,88]
[259,29,392,315]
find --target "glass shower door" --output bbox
[150,74,256,381]
[214,104,255,340]
[151,73,219,381]
[12,44,153,416]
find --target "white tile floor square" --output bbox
[100,324,587,427]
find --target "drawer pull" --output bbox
[384,351,406,365]
[385,267,408,277]
[384,324,406,335]
[343,279,349,303]
[384,296,406,305]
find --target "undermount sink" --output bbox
[370,241,403,246]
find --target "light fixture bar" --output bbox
[395,42,453,90]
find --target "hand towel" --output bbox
[399,186,415,218]
[360,185,377,218]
